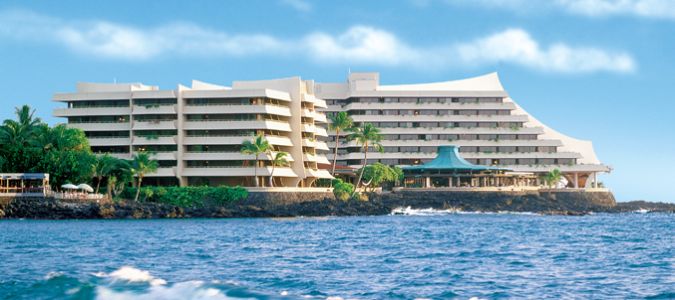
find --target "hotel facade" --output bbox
[53,77,333,187]
[54,72,610,189]
[315,72,610,189]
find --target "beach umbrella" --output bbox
[61,183,78,190]
[77,183,94,193]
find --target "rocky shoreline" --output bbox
[0,190,672,219]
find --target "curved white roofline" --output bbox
[377,72,505,92]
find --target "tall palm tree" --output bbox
[347,123,383,189]
[268,151,289,187]
[130,152,159,201]
[0,105,42,148]
[92,154,119,194]
[241,134,270,187]
[328,111,353,176]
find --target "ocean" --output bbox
[0,211,673,299]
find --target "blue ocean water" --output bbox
[0,212,673,299]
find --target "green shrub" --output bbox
[124,186,248,207]
[332,179,354,201]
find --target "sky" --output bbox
[0,0,673,202]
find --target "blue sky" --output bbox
[0,0,673,202]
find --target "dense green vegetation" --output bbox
[356,163,403,192]
[331,179,355,201]
[123,186,248,207]
[0,105,252,204]
[0,105,95,187]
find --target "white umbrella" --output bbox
[61,184,78,190]
[77,183,94,193]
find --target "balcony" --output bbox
[302,138,316,148]
[147,151,178,160]
[342,102,517,111]
[304,153,330,165]
[132,105,177,115]
[315,141,330,151]
[132,136,177,145]
[68,122,131,131]
[305,168,333,179]
[350,114,529,123]
[89,137,131,147]
[54,106,131,117]
[335,151,582,160]
[183,104,291,116]
[183,120,291,132]
[132,120,177,130]
[377,126,545,135]
[183,135,293,147]
[182,151,294,161]
[181,167,297,177]
[333,139,564,148]
[315,126,328,137]
[147,167,177,177]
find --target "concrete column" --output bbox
[448,177,453,187]
[593,172,598,188]
[425,177,431,188]
[574,172,579,189]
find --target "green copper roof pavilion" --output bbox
[402,146,508,172]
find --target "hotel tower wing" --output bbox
[315,72,610,189]
[53,77,332,187]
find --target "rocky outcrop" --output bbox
[0,191,671,219]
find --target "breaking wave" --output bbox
[390,206,540,216]
[2,266,290,300]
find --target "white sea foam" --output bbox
[44,271,63,280]
[97,266,167,286]
[95,281,229,300]
[391,206,540,216]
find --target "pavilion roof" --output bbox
[402,146,509,172]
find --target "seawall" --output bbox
[0,190,671,219]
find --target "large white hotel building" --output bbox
[315,72,609,188]
[53,72,609,188]
[53,77,333,187]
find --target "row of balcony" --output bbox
[54,104,295,117]
[330,151,583,160]
[329,139,564,148]
[322,101,518,112]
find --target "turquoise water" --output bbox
[0,212,673,299]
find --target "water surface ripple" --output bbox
[0,213,673,299]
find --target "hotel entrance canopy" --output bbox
[402,146,508,173]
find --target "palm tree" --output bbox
[543,168,563,188]
[268,151,289,187]
[347,123,383,189]
[130,152,159,201]
[328,111,353,176]
[0,105,42,148]
[92,154,119,194]
[241,134,270,187]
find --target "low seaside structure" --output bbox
[401,146,538,189]
[0,173,50,196]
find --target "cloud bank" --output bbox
[0,9,635,73]
[444,0,675,19]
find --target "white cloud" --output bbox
[279,0,312,12]
[0,9,636,73]
[445,0,675,19]
[555,0,675,19]
[456,28,635,73]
